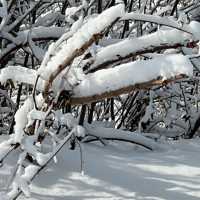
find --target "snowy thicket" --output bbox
[1,0,200,199]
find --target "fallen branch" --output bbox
[85,124,164,151]
[83,136,153,150]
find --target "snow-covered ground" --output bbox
[0,135,200,200]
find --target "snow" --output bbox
[0,26,66,62]
[156,5,172,16]
[14,94,44,143]
[22,165,39,181]
[89,27,194,71]
[0,138,15,162]
[29,39,45,62]
[5,2,40,32]
[35,152,51,166]
[188,21,200,40]
[0,66,36,85]
[60,113,85,137]
[65,6,82,23]
[85,124,164,151]
[75,125,86,138]
[60,113,78,128]
[73,54,193,99]
[0,65,44,92]
[1,135,200,200]
[34,12,60,27]
[122,12,191,34]
[27,110,46,121]
[9,174,31,198]
[0,0,7,32]
[0,7,7,18]
[38,4,125,81]
[14,97,34,143]
[20,135,49,166]
[6,130,74,199]
[1,3,200,199]
[22,26,66,41]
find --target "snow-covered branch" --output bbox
[39,3,125,100]
[122,12,192,34]
[0,26,66,64]
[71,54,193,105]
[0,0,8,31]
[86,23,199,73]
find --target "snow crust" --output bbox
[1,135,200,200]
